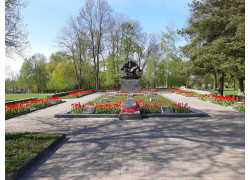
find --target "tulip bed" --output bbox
[64,89,95,98]
[199,94,243,106]
[167,88,200,97]
[235,101,245,111]
[5,97,63,119]
[70,94,191,114]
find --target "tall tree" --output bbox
[79,0,113,89]
[5,0,28,57]
[180,0,245,95]
[19,53,48,93]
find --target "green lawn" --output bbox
[90,94,174,105]
[5,93,49,102]
[204,88,242,96]
[5,132,62,174]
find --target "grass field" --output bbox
[5,132,62,174]
[204,88,242,96]
[5,93,49,102]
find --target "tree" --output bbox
[48,60,77,91]
[19,53,48,93]
[19,58,34,91]
[179,0,245,95]
[5,0,28,57]
[161,24,180,87]
[5,65,19,93]
[79,0,113,89]
[56,18,88,89]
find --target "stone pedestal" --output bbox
[120,79,141,92]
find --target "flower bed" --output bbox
[64,89,95,98]
[88,101,123,114]
[5,97,63,119]
[167,88,198,96]
[235,101,245,111]
[199,94,243,106]
[70,99,191,114]
[116,91,128,96]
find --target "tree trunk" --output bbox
[233,80,236,90]
[238,77,244,96]
[213,72,217,90]
[218,70,224,96]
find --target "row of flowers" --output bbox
[106,90,158,96]
[65,89,96,98]
[70,100,191,114]
[167,88,196,96]
[198,94,243,107]
[5,97,62,119]
[235,101,245,111]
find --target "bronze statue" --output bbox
[120,60,142,79]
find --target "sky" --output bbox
[5,0,193,76]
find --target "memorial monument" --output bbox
[120,60,142,92]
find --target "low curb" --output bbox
[6,134,66,180]
[5,101,66,120]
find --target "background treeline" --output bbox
[5,0,245,95]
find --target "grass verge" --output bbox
[5,93,49,102]
[204,88,242,96]
[5,132,62,174]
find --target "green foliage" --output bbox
[47,60,76,91]
[19,59,34,90]
[179,0,245,94]
[19,53,48,93]
[5,132,62,174]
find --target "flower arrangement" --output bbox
[167,88,195,96]
[70,102,85,114]
[5,103,30,119]
[70,99,191,115]
[170,102,190,113]
[116,91,128,96]
[234,101,245,111]
[66,89,95,98]
[5,97,62,119]
[91,101,123,114]
[199,94,243,106]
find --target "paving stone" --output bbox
[5,91,245,180]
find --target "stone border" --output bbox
[6,101,66,120]
[54,106,207,119]
[6,134,66,180]
[141,107,208,118]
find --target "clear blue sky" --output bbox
[6,0,193,74]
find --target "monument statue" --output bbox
[120,60,142,91]
[120,60,142,79]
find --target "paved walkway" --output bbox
[5,92,245,180]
